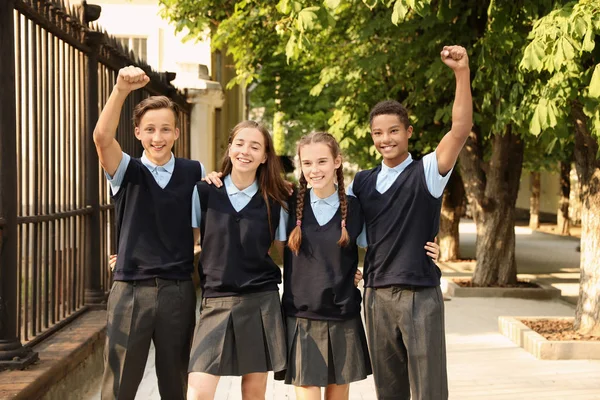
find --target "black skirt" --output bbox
[188,290,287,376]
[277,315,372,386]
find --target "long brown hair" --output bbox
[287,132,350,255]
[220,121,289,236]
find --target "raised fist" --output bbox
[440,45,469,72]
[115,65,150,92]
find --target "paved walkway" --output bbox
[86,297,600,400]
[439,220,582,303]
[86,222,600,399]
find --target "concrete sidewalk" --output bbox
[86,297,600,400]
[440,220,582,304]
[86,222,600,399]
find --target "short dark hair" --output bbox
[369,100,410,129]
[133,95,179,128]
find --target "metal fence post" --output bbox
[0,0,38,370]
[84,20,105,306]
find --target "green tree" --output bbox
[160,0,557,286]
[520,0,600,335]
[288,0,554,283]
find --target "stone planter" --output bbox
[444,278,561,300]
[498,316,600,360]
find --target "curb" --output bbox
[444,278,562,300]
[498,316,600,360]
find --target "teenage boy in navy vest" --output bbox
[93,66,205,400]
[348,46,472,400]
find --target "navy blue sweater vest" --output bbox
[197,181,282,297]
[112,157,203,281]
[353,160,442,287]
[282,192,363,320]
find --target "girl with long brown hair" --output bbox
[187,120,289,400]
[278,132,439,400]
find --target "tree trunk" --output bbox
[273,75,285,156]
[529,171,540,230]
[572,102,600,336]
[273,110,285,155]
[439,171,465,261]
[473,201,519,285]
[459,127,524,286]
[557,160,571,235]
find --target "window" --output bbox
[116,37,148,62]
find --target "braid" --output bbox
[336,166,350,247]
[287,174,307,255]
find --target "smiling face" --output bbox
[299,142,341,195]
[228,127,267,175]
[134,108,179,166]
[370,114,413,168]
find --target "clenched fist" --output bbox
[440,45,469,72]
[115,65,150,93]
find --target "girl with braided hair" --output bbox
[276,131,370,400]
[278,132,439,400]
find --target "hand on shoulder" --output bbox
[202,171,224,187]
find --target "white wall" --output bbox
[79,0,212,89]
[188,88,225,170]
[516,169,561,215]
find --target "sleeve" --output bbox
[422,151,453,198]
[346,179,356,198]
[105,152,131,195]
[191,186,202,228]
[275,205,289,241]
[356,223,368,248]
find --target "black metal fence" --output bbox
[0,0,191,368]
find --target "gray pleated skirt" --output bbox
[276,315,372,386]
[188,290,287,376]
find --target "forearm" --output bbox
[435,69,473,174]
[273,241,285,262]
[193,228,201,254]
[93,87,129,148]
[450,69,472,142]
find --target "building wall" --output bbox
[516,170,561,216]
[515,166,582,224]
[79,0,212,89]
[212,49,247,163]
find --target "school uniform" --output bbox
[277,189,372,387]
[102,152,205,400]
[348,152,451,400]
[188,175,288,376]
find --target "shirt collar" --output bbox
[224,174,258,197]
[381,153,413,175]
[310,188,340,207]
[141,151,175,174]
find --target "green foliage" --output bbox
[590,63,600,97]
[159,0,592,169]
[520,0,600,140]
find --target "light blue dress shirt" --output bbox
[191,174,288,241]
[346,151,452,198]
[308,189,368,248]
[310,189,340,226]
[346,151,451,247]
[105,151,206,194]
